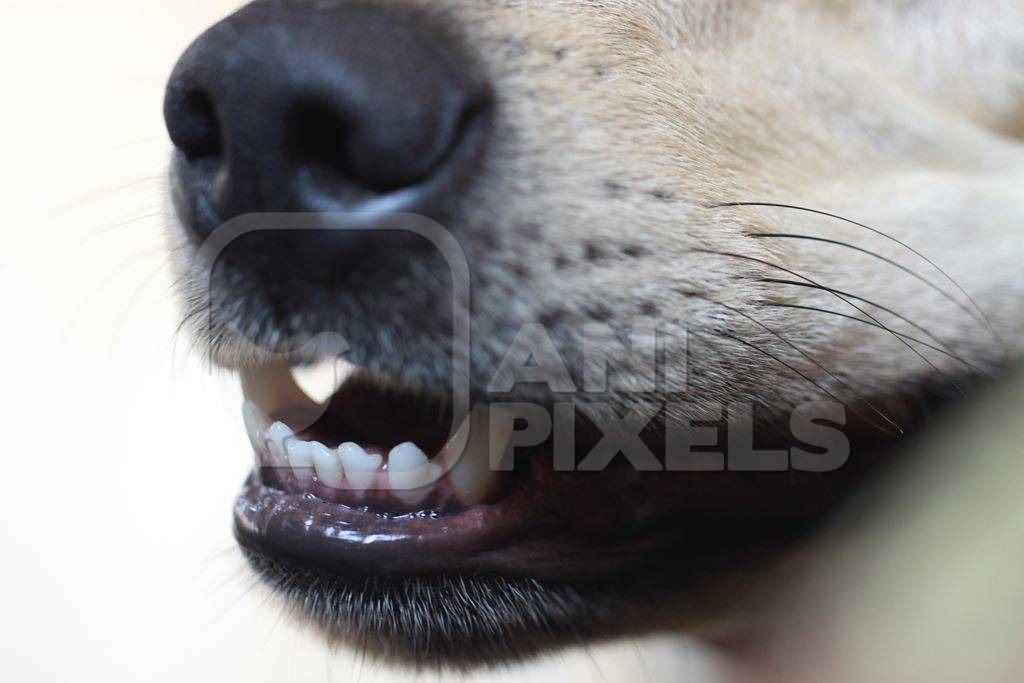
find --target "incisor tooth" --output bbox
[285,439,315,486]
[311,442,344,489]
[338,443,382,491]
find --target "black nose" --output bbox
[164,1,490,261]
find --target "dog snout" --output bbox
[163,1,491,277]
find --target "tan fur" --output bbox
[162,0,1024,672]
[174,0,1024,423]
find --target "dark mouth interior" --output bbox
[300,376,456,455]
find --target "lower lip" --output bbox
[233,469,536,577]
[233,454,683,581]
[232,459,845,584]
[233,441,717,581]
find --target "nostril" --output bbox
[284,101,371,200]
[284,93,492,207]
[284,97,445,199]
[165,81,222,162]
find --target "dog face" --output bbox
[164,0,1024,666]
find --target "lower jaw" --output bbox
[229,362,928,663]
[233,543,738,668]
[229,423,903,666]
[232,460,831,666]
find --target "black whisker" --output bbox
[712,201,1006,356]
[762,302,981,368]
[688,294,903,437]
[694,328,886,435]
[693,249,967,394]
[756,278,988,377]
[749,232,978,316]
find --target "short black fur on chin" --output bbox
[239,546,768,669]
[242,549,632,668]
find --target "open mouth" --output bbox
[236,360,540,577]
[233,358,694,582]
[230,357,814,663]
[229,352,962,662]
[232,353,904,578]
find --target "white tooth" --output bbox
[387,443,436,505]
[440,405,513,506]
[338,443,382,491]
[291,358,358,405]
[285,439,315,486]
[388,442,429,473]
[311,442,345,489]
[428,462,443,486]
[241,361,327,435]
[242,401,270,456]
[266,422,293,469]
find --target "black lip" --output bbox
[232,446,877,581]
[233,461,818,666]
[234,470,534,577]
[233,461,679,581]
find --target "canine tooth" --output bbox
[338,443,382,491]
[266,422,294,469]
[241,361,327,435]
[440,405,514,506]
[242,401,270,455]
[285,439,315,486]
[385,441,424,480]
[388,442,429,472]
[388,443,435,506]
[291,358,358,405]
[311,442,344,489]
